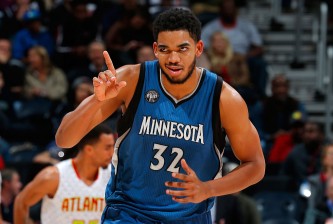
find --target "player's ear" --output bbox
[153,42,158,58]
[83,145,94,154]
[195,40,204,57]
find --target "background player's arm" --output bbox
[14,166,59,224]
[208,82,265,196]
[56,63,140,148]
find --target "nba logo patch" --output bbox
[145,90,159,103]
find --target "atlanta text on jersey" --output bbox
[61,197,105,212]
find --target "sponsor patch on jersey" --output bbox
[145,90,159,103]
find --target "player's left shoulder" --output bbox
[220,82,245,105]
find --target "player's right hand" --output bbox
[93,51,127,101]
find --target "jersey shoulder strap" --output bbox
[117,63,145,135]
[212,75,226,153]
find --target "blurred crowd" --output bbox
[0,0,332,223]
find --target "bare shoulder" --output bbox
[219,82,249,130]
[220,82,247,108]
[21,165,59,198]
[116,64,141,83]
[34,165,59,184]
[28,165,59,193]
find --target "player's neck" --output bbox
[162,67,202,100]
[72,158,99,185]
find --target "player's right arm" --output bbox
[56,51,139,148]
[14,166,59,224]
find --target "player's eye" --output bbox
[159,47,168,53]
[179,47,188,52]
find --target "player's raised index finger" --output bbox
[103,51,116,74]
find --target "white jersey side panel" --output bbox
[41,159,110,224]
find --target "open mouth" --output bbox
[166,66,183,75]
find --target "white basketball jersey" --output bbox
[41,159,110,224]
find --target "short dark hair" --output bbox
[153,8,201,42]
[76,124,113,150]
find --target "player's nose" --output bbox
[168,51,181,63]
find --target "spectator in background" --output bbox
[24,45,67,102]
[11,8,54,61]
[198,31,264,145]
[190,0,220,26]
[136,45,155,63]
[84,40,107,74]
[0,37,25,105]
[268,111,305,164]
[280,121,326,191]
[47,0,72,36]
[0,0,32,39]
[201,0,262,57]
[0,40,48,159]
[104,6,154,67]
[67,40,107,86]
[303,144,333,224]
[100,0,139,37]
[201,0,268,97]
[262,74,307,155]
[1,168,22,224]
[201,31,251,88]
[324,177,333,224]
[303,176,333,224]
[147,0,190,20]
[52,0,100,72]
[18,45,67,144]
[0,45,65,148]
[199,31,232,83]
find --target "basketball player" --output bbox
[55,8,265,224]
[14,124,115,224]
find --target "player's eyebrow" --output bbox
[157,42,191,49]
[157,44,168,48]
[177,43,190,48]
